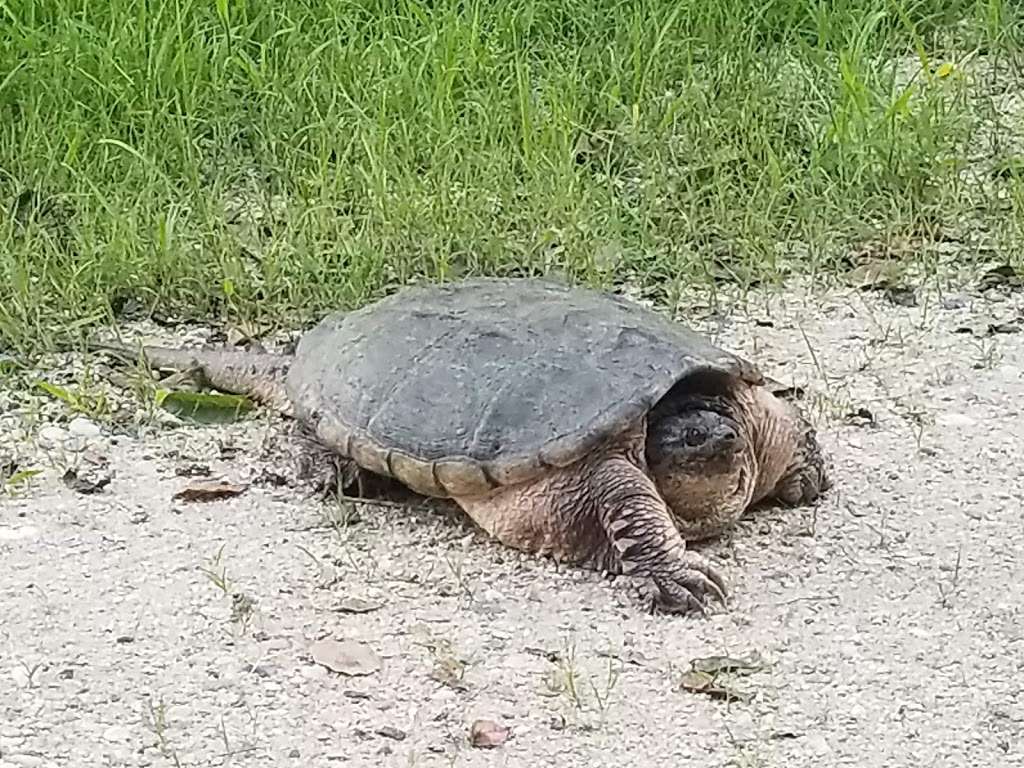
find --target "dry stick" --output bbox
[796,319,830,395]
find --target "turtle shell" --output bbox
[286,278,762,498]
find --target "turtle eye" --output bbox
[682,427,707,446]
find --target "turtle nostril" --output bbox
[717,426,741,447]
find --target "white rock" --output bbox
[101,724,132,743]
[63,437,87,454]
[37,425,67,448]
[68,417,102,439]
[6,754,46,767]
[0,526,39,543]
[936,413,976,428]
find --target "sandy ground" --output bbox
[1,278,1023,768]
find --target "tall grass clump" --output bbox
[0,0,1020,350]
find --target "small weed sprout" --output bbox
[199,545,257,635]
[144,696,182,767]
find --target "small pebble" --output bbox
[37,425,67,449]
[6,754,45,767]
[937,413,976,428]
[68,417,102,439]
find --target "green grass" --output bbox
[1,0,1022,352]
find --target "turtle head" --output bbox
[645,372,830,541]
[644,373,757,541]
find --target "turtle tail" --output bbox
[90,341,295,415]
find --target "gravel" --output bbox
[1,281,1022,767]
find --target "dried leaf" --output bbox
[333,596,383,614]
[524,646,562,663]
[62,467,112,495]
[987,320,1020,335]
[770,730,802,740]
[690,653,764,675]
[309,638,381,677]
[430,657,469,692]
[678,670,754,703]
[764,377,806,401]
[173,480,248,502]
[226,325,256,347]
[174,462,211,478]
[1,456,17,483]
[843,260,904,290]
[884,285,918,307]
[844,407,875,426]
[469,719,510,748]
[595,647,648,667]
[156,389,254,424]
[978,264,1021,289]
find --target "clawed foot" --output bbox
[772,410,831,506]
[774,441,830,506]
[645,552,728,615]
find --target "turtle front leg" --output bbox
[590,455,727,615]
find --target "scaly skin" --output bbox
[93,341,828,615]
[89,341,294,414]
[453,421,727,613]
[456,382,828,614]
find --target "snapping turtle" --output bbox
[96,277,829,614]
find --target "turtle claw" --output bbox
[649,554,728,616]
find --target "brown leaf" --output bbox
[173,480,248,503]
[469,719,510,748]
[844,407,875,426]
[375,725,406,741]
[690,653,764,675]
[843,260,904,290]
[678,670,754,703]
[0,456,17,483]
[884,285,918,307]
[764,377,806,401]
[987,320,1020,335]
[524,646,561,663]
[174,462,212,478]
[310,639,381,677]
[429,657,469,692]
[978,264,1021,289]
[62,467,112,495]
[332,596,383,614]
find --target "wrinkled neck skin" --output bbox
[740,385,808,505]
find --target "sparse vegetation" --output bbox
[200,543,258,634]
[1,0,1022,353]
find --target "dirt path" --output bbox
[2,282,1022,767]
